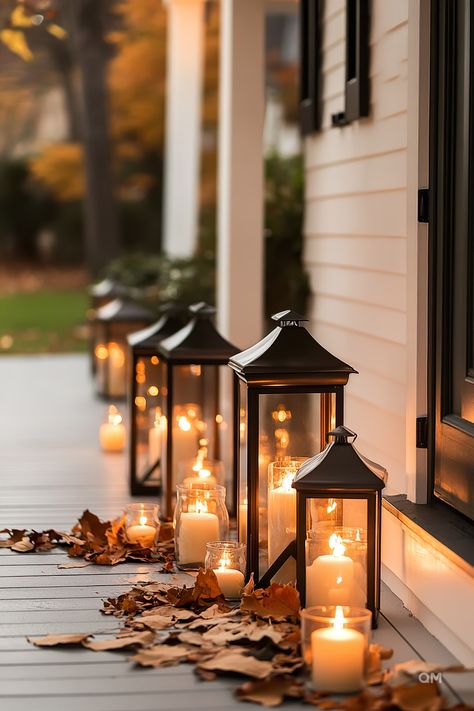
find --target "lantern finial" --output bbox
[272,309,308,327]
[328,425,357,443]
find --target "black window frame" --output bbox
[300,0,322,135]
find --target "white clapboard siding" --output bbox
[304,0,409,494]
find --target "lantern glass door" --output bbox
[257,392,334,582]
[305,497,368,608]
[96,321,147,398]
[164,363,232,505]
[132,355,166,490]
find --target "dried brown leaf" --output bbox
[135,614,174,630]
[57,561,92,569]
[28,633,90,647]
[130,643,193,668]
[0,529,27,547]
[198,649,273,679]
[390,682,445,711]
[11,537,35,552]
[236,675,304,707]
[386,661,470,687]
[240,583,300,620]
[82,630,154,651]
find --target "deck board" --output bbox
[0,354,472,708]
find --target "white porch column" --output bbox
[217,0,265,348]
[163,0,205,257]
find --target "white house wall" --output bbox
[303,0,409,495]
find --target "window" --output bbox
[331,0,370,127]
[429,0,474,520]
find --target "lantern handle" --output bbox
[328,425,357,443]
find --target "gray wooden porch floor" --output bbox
[0,354,472,710]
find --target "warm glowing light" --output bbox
[275,428,290,448]
[327,499,337,514]
[187,408,197,419]
[272,405,292,423]
[329,533,346,557]
[355,529,361,542]
[139,515,148,526]
[215,414,223,424]
[135,396,147,412]
[178,416,191,431]
[336,576,343,585]
[198,469,211,480]
[218,552,230,569]
[333,605,345,631]
[95,344,108,360]
[195,499,208,514]
[148,385,159,396]
[136,361,145,374]
[109,342,125,367]
[151,356,159,365]
[190,364,201,377]
[136,374,146,384]
[281,472,294,491]
[107,405,123,426]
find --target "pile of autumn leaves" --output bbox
[1,512,472,709]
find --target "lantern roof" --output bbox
[292,426,386,491]
[88,278,124,299]
[158,302,239,363]
[96,298,153,323]
[228,310,356,383]
[127,304,187,350]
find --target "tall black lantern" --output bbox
[95,299,153,400]
[228,310,357,586]
[128,307,187,496]
[293,426,386,626]
[157,303,239,519]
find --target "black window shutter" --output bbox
[300,0,322,135]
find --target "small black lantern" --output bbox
[228,310,357,585]
[128,306,187,496]
[95,299,153,400]
[88,279,125,376]
[157,303,239,519]
[293,426,386,626]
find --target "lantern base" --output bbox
[256,540,297,589]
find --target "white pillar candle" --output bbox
[178,511,219,564]
[100,406,125,452]
[173,413,199,465]
[306,534,354,607]
[311,607,365,693]
[127,524,156,547]
[213,566,245,598]
[268,474,296,583]
[108,342,126,397]
[148,423,162,467]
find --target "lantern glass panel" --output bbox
[167,363,232,495]
[95,321,148,398]
[133,355,166,489]
[256,392,332,581]
[305,497,368,608]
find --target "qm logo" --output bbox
[419,672,443,684]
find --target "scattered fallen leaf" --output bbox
[390,682,444,711]
[28,633,90,647]
[0,529,27,547]
[366,643,394,686]
[386,660,470,687]
[135,614,174,630]
[11,537,35,552]
[82,630,154,651]
[130,643,193,668]
[198,649,273,679]
[241,583,300,620]
[236,675,305,707]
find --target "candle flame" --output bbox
[139,515,147,526]
[329,533,346,557]
[178,415,191,432]
[333,605,345,631]
[199,469,211,480]
[355,528,361,542]
[219,552,230,569]
[107,405,123,426]
[282,472,294,491]
[109,342,125,367]
[336,576,343,585]
[327,499,337,514]
[95,343,108,360]
[195,499,208,514]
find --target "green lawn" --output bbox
[0,289,89,354]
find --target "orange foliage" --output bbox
[30,144,84,201]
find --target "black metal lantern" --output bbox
[228,310,357,586]
[293,426,386,626]
[157,303,239,519]
[128,306,187,496]
[95,299,153,400]
[89,279,125,375]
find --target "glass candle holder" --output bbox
[205,541,246,599]
[99,405,126,453]
[305,527,368,608]
[174,484,229,570]
[125,503,160,548]
[301,605,372,693]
